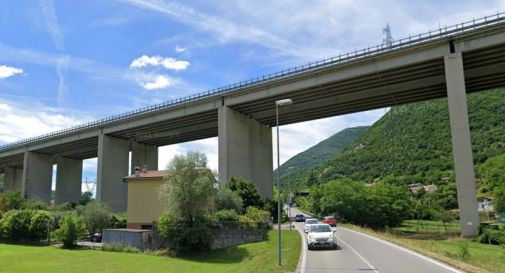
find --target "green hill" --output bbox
[276,126,369,188]
[291,88,505,188]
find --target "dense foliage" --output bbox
[54,211,86,248]
[0,191,26,212]
[308,179,413,228]
[0,210,51,243]
[227,176,263,211]
[215,187,243,214]
[276,126,369,189]
[214,209,239,222]
[76,202,112,236]
[290,88,505,188]
[159,152,215,223]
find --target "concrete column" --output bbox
[444,52,480,237]
[4,167,23,191]
[131,142,158,174]
[97,134,129,212]
[22,151,53,202]
[55,157,83,205]
[218,106,273,199]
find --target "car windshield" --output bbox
[310,225,332,233]
[306,219,317,224]
[324,216,334,220]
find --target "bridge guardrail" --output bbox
[1,11,505,152]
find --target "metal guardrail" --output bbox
[1,11,505,152]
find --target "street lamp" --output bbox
[275,98,293,266]
[287,166,295,231]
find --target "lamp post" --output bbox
[287,166,294,231]
[275,98,293,266]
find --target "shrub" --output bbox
[227,176,262,211]
[0,210,33,242]
[245,207,271,223]
[29,210,51,241]
[52,202,74,212]
[479,228,505,245]
[54,211,86,248]
[157,212,212,254]
[110,214,127,229]
[1,191,26,211]
[26,199,50,211]
[214,209,239,222]
[215,187,243,214]
[76,202,111,235]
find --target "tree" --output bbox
[215,187,243,214]
[306,170,317,188]
[0,190,26,212]
[76,202,112,236]
[159,152,215,223]
[54,211,86,248]
[227,176,262,210]
[79,191,93,206]
[494,184,505,215]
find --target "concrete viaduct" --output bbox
[2,14,505,236]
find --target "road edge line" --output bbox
[294,228,307,273]
[342,227,464,273]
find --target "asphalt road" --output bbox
[289,207,463,273]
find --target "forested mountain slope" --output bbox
[292,88,505,187]
[276,126,369,180]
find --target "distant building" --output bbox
[123,167,167,229]
[406,183,438,194]
[477,196,494,211]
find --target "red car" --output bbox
[321,216,338,227]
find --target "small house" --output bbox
[123,167,167,229]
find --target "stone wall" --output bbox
[209,228,265,250]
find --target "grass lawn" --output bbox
[347,224,505,273]
[391,220,460,234]
[0,230,301,273]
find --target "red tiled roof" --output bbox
[124,170,167,180]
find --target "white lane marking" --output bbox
[299,229,307,273]
[342,227,463,273]
[339,238,380,273]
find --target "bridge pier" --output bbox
[445,52,480,237]
[218,106,273,199]
[22,151,53,202]
[55,157,83,205]
[131,142,158,174]
[4,167,23,191]
[97,134,129,212]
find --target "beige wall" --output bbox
[127,178,165,227]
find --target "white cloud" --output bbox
[130,55,190,71]
[123,0,505,65]
[0,99,90,144]
[174,45,187,53]
[38,0,64,51]
[0,65,23,79]
[142,74,172,90]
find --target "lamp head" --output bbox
[275,98,293,106]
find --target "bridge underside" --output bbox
[1,24,504,237]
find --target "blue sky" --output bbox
[1,0,504,192]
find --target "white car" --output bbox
[303,218,318,233]
[306,224,337,250]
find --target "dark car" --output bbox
[321,216,338,227]
[90,232,102,242]
[295,214,305,222]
